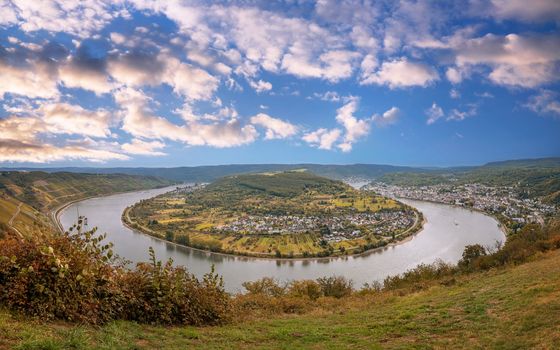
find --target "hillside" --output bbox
[126,171,420,258]
[375,158,560,204]
[2,248,559,349]
[1,163,425,182]
[0,171,173,238]
[203,171,350,198]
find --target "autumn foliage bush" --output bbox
[0,219,230,325]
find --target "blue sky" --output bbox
[0,0,559,167]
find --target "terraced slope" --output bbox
[0,171,172,238]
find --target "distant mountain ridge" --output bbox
[482,157,560,169]
[0,163,426,182]
[1,157,558,184]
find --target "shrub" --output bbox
[471,223,560,270]
[242,277,285,297]
[383,260,456,291]
[0,219,231,325]
[316,276,353,298]
[458,244,487,271]
[288,280,322,300]
[121,248,230,325]
[0,221,124,324]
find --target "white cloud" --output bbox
[0,140,129,163]
[446,67,464,84]
[109,52,219,101]
[0,102,114,139]
[110,32,126,45]
[115,88,258,148]
[302,128,342,150]
[0,60,59,99]
[6,0,123,37]
[470,0,560,22]
[136,2,359,82]
[335,98,371,150]
[312,91,342,102]
[447,105,477,121]
[59,59,113,95]
[0,109,126,163]
[362,58,439,88]
[248,79,272,93]
[314,0,379,25]
[451,33,560,88]
[425,102,477,124]
[40,103,114,138]
[524,90,560,117]
[373,107,401,127]
[121,139,166,156]
[250,113,298,140]
[303,98,375,152]
[425,102,444,125]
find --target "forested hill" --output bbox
[0,163,422,182]
[5,158,558,183]
[203,171,350,199]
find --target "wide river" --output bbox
[59,186,505,293]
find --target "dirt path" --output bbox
[8,203,22,226]
[7,202,24,239]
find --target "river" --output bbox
[59,186,505,293]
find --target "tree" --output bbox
[165,231,174,241]
[459,244,487,269]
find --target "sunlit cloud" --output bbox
[0,0,558,163]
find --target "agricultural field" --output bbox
[126,171,421,258]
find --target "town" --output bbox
[214,209,416,243]
[365,182,557,231]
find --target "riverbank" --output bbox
[51,185,178,233]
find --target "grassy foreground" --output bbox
[2,250,559,349]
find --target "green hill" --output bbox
[204,171,350,198]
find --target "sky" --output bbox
[0,0,559,168]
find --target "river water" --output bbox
[59,186,505,292]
